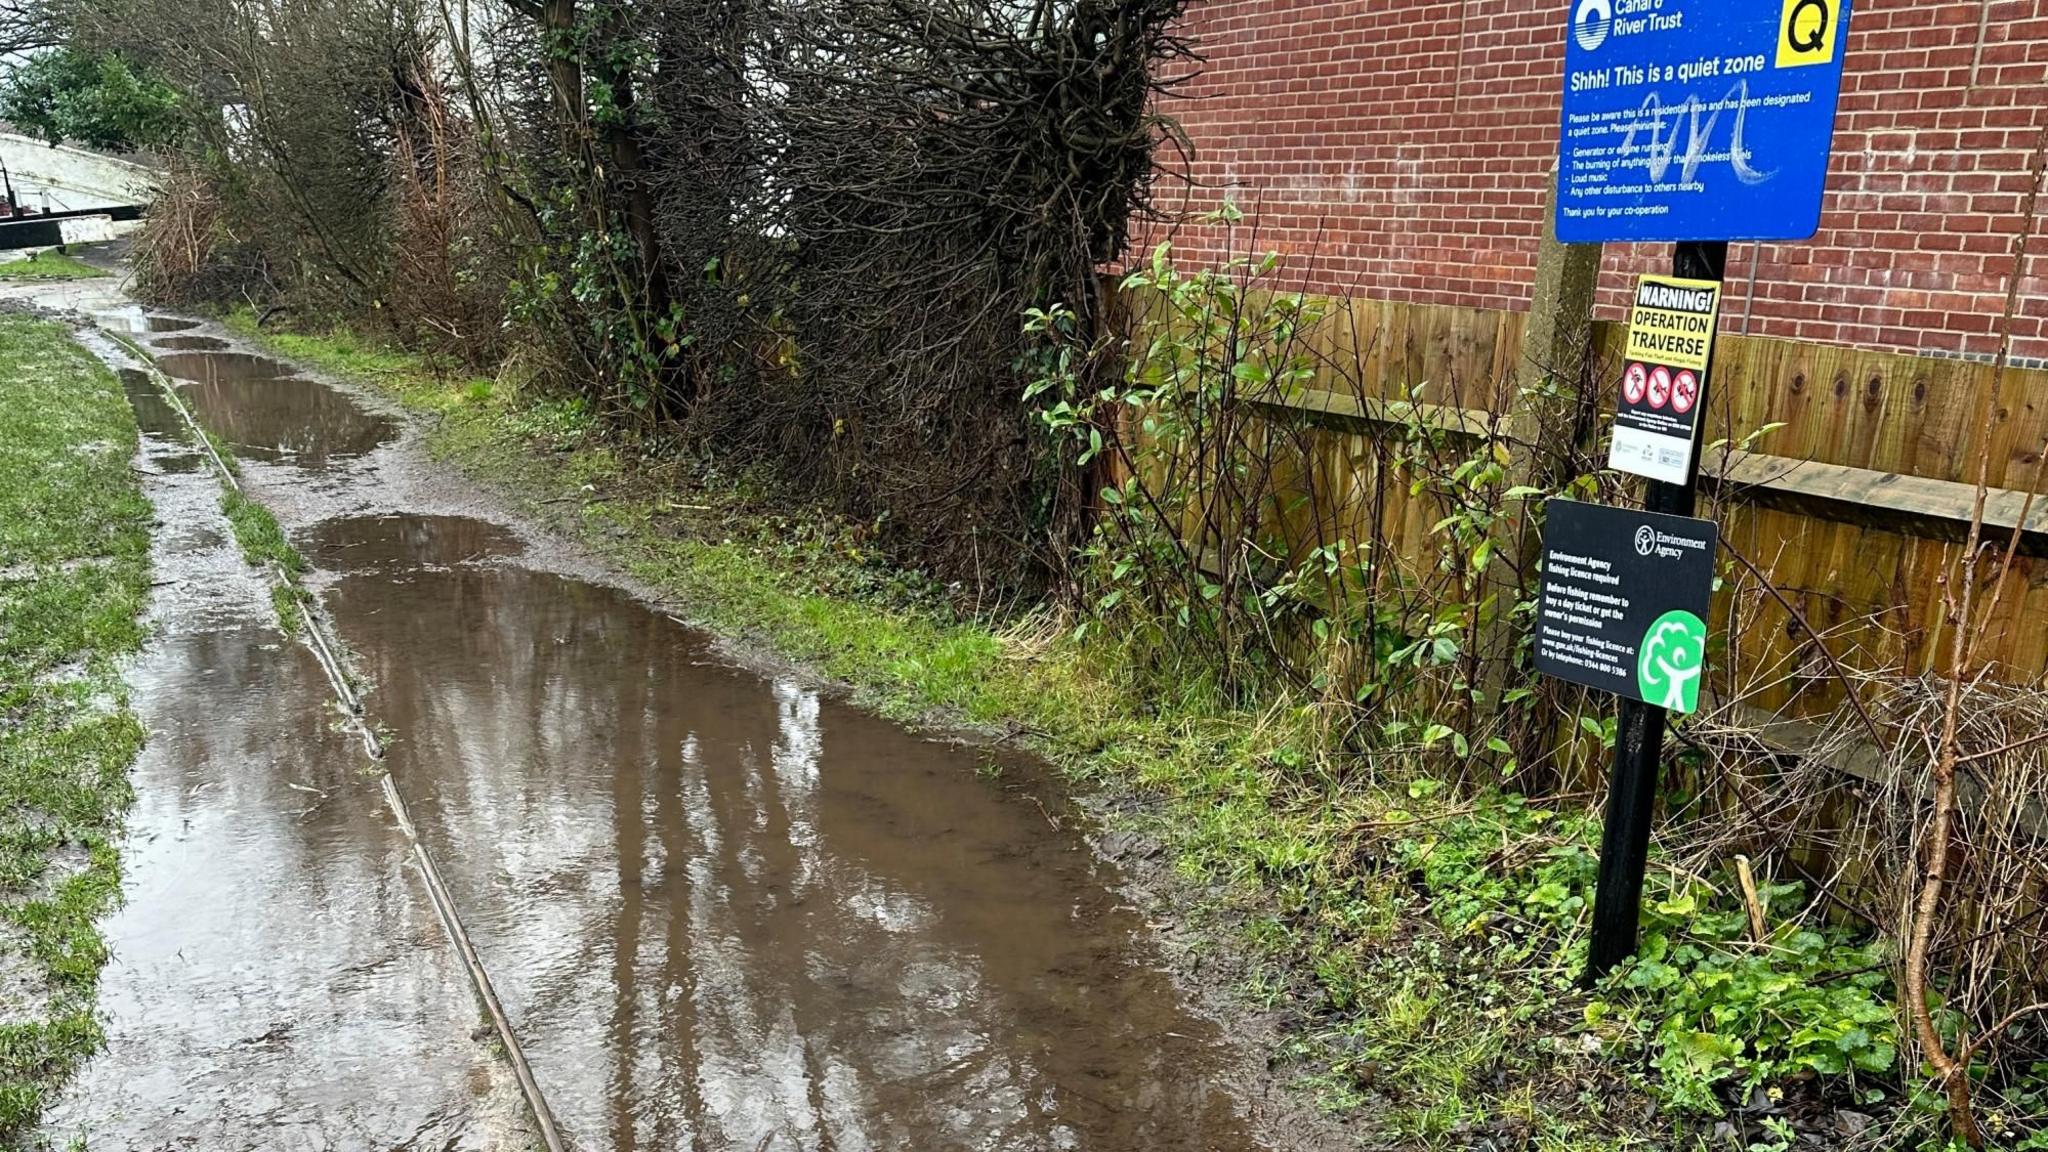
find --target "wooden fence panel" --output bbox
[1129,288,2048,710]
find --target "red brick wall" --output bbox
[1151,0,2048,364]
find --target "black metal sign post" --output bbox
[1585,239,1728,981]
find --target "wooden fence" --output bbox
[1131,287,2048,724]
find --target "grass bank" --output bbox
[0,315,150,1138]
[0,253,104,283]
[226,312,2002,1151]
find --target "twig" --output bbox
[1733,855,1767,944]
[1957,1002,2048,1065]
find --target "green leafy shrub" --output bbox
[0,48,181,151]
[1615,890,1895,1112]
[1392,792,1899,1117]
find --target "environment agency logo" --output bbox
[1633,524,1657,556]
[1638,610,1706,714]
[1574,0,1612,51]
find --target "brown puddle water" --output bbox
[316,529,1270,1150]
[153,349,399,467]
[68,330,1287,1151]
[151,333,231,352]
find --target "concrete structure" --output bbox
[0,131,155,215]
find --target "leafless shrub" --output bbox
[387,54,506,367]
[631,0,1195,592]
[129,157,261,304]
[95,0,457,322]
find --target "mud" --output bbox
[45,291,1349,1152]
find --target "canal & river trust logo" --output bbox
[1573,0,1612,51]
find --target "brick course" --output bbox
[1151,0,2048,363]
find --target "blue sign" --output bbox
[1556,0,1852,243]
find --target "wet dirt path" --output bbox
[44,271,1328,1151]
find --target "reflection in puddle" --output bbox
[45,400,522,1150]
[47,628,509,1149]
[157,350,296,382]
[302,514,525,571]
[119,369,191,445]
[152,334,231,352]
[329,541,1268,1151]
[149,315,200,332]
[79,308,1287,1150]
[153,350,397,468]
[117,369,207,474]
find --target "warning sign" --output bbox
[1533,499,1718,713]
[1609,275,1721,485]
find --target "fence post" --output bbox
[1480,163,1604,739]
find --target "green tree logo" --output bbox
[1637,610,1706,713]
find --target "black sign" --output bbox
[1533,499,1718,713]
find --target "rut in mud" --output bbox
[46,286,1345,1151]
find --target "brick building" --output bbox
[1154,0,2048,364]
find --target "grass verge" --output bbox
[0,315,150,1138]
[0,253,105,283]
[224,311,1999,1151]
[219,489,309,634]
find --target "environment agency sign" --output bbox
[1534,500,1718,713]
[1556,0,1853,243]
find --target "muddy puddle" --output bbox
[316,517,1267,1150]
[150,348,399,467]
[152,333,231,351]
[116,368,206,473]
[55,320,1310,1151]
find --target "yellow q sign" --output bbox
[1777,0,1839,67]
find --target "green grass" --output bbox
[0,252,105,282]
[0,315,150,1138]
[219,467,311,635]
[221,488,304,579]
